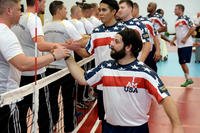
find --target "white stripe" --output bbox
[90,119,101,133]
[72,100,97,133]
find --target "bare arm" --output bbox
[161,96,184,133]
[33,36,62,52]
[65,56,88,85]
[158,25,167,33]
[139,42,151,62]
[181,27,196,44]
[153,35,161,61]
[9,47,68,71]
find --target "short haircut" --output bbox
[49,1,64,16]
[81,3,92,11]
[119,0,133,8]
[100,0,119,12]
[26,0,42,6]
[70,5,80,15]
[156,8,163,14]
[132,2,139,9]
[91,3,98,8]
[0,0,19,15]
[176,4,185,12]
[118,28,142,57]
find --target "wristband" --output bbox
[50,52,56,61]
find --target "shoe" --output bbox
[181,79,194,87]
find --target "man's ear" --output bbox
[125,44,132,52]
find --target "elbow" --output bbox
[77,80,88,86]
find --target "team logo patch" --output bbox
[124,77,138,93]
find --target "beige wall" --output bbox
[21,0,200,32]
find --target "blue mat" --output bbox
[157,52,200,77]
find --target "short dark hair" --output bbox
[26,0,42,6]
[100,0,119,12]
[132,2,139,9]
[0,0,19,14]
[176,4,185,12]
[49,1,64,16]
[119,0,133,8]
[81,3,92,11]
[91,3,98,8]
[118,28,142,57]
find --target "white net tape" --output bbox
[0,55,94,107]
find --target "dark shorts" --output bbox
[178,46,192,64]
[102,121,149,133]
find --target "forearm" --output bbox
[139,42,151,62]
[184,27,195,40]
[65,56,87,85]
[162,96,182,128]
[158,26,167,33]
[153,36,161,51]
[75,48,91,58]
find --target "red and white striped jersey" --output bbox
[175,15,194,48]
[85,22,126,66]
[85,59,169,126]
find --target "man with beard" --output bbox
[68,0,126,128]
[65,28,183,133]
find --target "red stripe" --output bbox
[102,76,163,102]
[152,18,164,27]
[93,37,114,49]
[175,20,187,27]
[102,76,145,88]
[145,80,163,103]
[78,104,98,132]
[145,24,155,37]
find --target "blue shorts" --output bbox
[178,46,192,64]
[102,121,149,133]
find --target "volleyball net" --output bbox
[0,56,94,133]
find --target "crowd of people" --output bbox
[0,0,199,132]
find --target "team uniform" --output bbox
[175,15,194,64]
[85,59,169,132]
[0,23,24,133]
[138,16,159,72]
[147,12,167,35]
[12,12,50,133]
[86,22,126,120]
[44,20,82,132]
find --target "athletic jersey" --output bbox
[147,12,167,33]
[11,12,45,76]
[86,22,126,66]
[44,20,82,69]
[0,23,23,93]
[175,15,194,48]
[138,16,158,51]
[70,19,86,35]
[80,17,95,34]
[85,59,169,126]
[123,18,150,43]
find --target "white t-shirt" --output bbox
[81,17,95,34]
[88,16,102,28]
[0,23,23,94]
[70,19,86,35]
[12,12,46,76]
[43,20,82,69]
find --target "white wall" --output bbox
[21,0,200,32]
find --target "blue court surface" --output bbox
[157,52,200,77]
